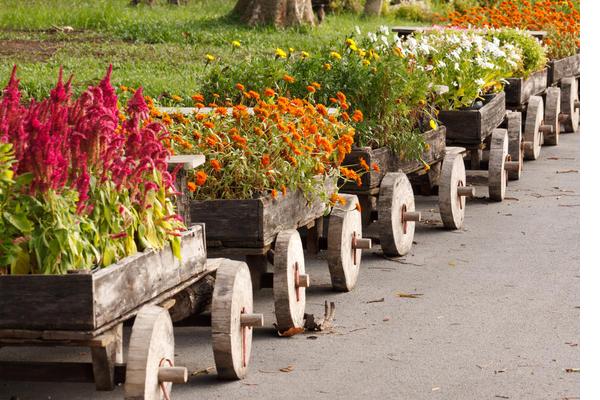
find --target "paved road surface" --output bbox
[1,133,580,400]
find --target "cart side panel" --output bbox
[505,69,548,106]
[479,92,506,139]
[548,54,580,85]
[93,225,207,329]
[340,147,391,193]
[0,275,94,330]
[393,126,446,172]
[189,199,261,243]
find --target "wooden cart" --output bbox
[339,126,475,257]
[439,92,515,202]
[0,225,264,399]
[547,54,580,134]
[159,107,370,333]
[503,68,560,174]
[392,26,547,41]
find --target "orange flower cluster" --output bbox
[150,88,360,201]
[445,0,579,59]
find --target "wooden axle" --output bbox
[457,186,475,198]
[539,124,554,135]
[402,211,422,222]
[158,366,188,384]
[504,161,521,172]
[296,274,310,288]
[240,313,264,328]
[352,237,372,250]
[574,99,580,109]
[558,113,569,123]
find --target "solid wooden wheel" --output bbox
[523,96,543,160]
[505,111,523,180]
[125,305,181,400]
[439,153,471,230]
[559,77,579,133]
[544,87,561,146]
[273,229,308,331]
[327,194,367,292]
[488,128,509,202]
[377,172,419,257]
[212,260,260,380]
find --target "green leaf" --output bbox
[4,212,34,233]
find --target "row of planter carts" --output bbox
[0,30,580,399]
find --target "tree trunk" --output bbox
[364,0,384,16]
[233,0,315,27]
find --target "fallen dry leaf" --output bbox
[448,260,457,267]
[432,387,440,391]
[277,326,305,337]
[556,169,578,174]
[504,197,519,201]
[191,366,215,376]
[279,365,295,373]
[495,396,509,399]
[366,298,385,304]
[383,316,390,322]
[494,369,507,374]
[565,368,580,373]
[395,292,423,299]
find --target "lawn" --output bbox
[0,0,421,100]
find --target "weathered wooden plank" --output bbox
[547,54,580,85]
[189,199,260,242]
[393,126,446,172]
[392,26,546,40]
[339,147,390,192]
[0,227,206,331]
[505,69,548,106]
[441,92,506,145]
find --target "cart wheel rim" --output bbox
[488,128,509,201]
[212,260,254,380]
[439,153,467,230]
[544,87,561,145]
[377,172,415,257]
[523,96,544,160]
[505,111,523,180]
[327,194,362,292]
[560,77,579,133]
[124,305,175,400]
[274,229,306,330]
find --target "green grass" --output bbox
[0,0,422,99]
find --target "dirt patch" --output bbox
[0,40,60,62]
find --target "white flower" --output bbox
[434,85,449,94]
[380,35,389,47]
[454,62,460,70]
[367,32,378,43]
[475,78,485,86]
[425,64,434,71]
[437,60,447,68]
[378,25,390,35]
[355,26,362,35]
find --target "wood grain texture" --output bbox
[441,92,506,145]
[523,95,544,160]
[505,69,548,106]
[438,153,468,230]
[504,111,523,180]
[0,226,206,331]
[559,77,579,133]
[547,54,580,85]
[544,86,561,145]
[377,172,415,256]
[211,260,254,380]
[273,230,306,330]
[327,194,362,292]
[124,305,175,400]
[488,129,509,202]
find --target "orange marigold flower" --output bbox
[281,186,287,196]
[311,82,321,89]
[261,154,271,167]
[336,91,347,103]
[232,134,247,147]
[210,159,222,172]
[187,181,197,192]
[307,85,316,93]
[341,112,350,121]
[271,189,278,199]
[194,102,205,109]
[235,83,245,91]
[195,171,208,186]
[359,157,370,171]
[352,110,363,122]
[192,94,205,102]
[283,74,295,83]
[372,163,380,173]
[340,102,349,110]
[264,88,276,97]
[203,121,215,129]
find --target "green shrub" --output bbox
[487,28,547,77]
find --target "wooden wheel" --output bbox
[327,194,369,292]
[523,96,543,160]
[439,153,473,230]
[125,305,185,400]
[212,260,262,380]
[559,77,579,133]
[377,172,419,257]
[544,87,561,145]
[505,111,523,180]
[273,229,308,331]
[488,129,509,202]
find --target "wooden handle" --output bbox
[352,238,372,250]
[296,274,310,288]
[158,366,188,384]
[402,211,421,222]
[457,186,475,198]
[539,124,553,134]
[240,313,264,328]
[504,161,521,172]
